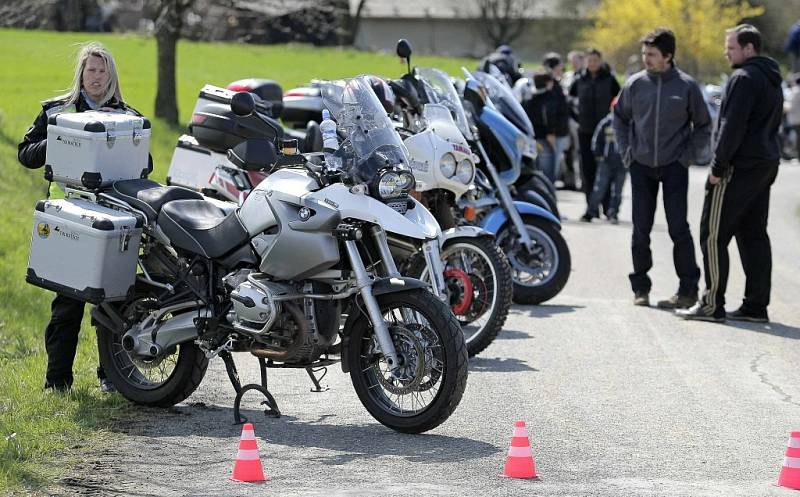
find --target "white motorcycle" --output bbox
[85,82,468,433]
[391,67,513,357]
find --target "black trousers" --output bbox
[44,294,106,389]
[698,164,779,315]
[629,162,700,296]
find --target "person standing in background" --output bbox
[569,49,621,209]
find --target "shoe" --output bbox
[44,382,71,393]
[727,308,769,323]
[633,292,650,306]
[580,214,593,222]
[657,293,697,310]
[608,216,619,225]
[676,303,725,322]
[99,378,117,393]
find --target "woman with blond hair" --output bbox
[18,41,145,393]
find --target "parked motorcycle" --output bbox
[87,84,467,433]
[384,61,513,357]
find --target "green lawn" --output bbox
[0,28,475,493]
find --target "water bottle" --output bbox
[320,109,341,169]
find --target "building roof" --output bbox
[351,0,594,19]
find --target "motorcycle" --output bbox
[385,61,513,357]
[88,82,467,433]
[458,68,571,305]
[166,84,323,202]
[472,67,560,218]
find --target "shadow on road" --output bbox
[107,406,499,467]
[468,356,538,373]
[496,329,532,340]
[724,319,800,339]
[515,303,584,318]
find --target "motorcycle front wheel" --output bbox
[496,215,571,305]
[346,289,468,434]
[408,237,513,357]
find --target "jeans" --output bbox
[628,161,700,296]
[536,135,570,183]
[586,160,627,218]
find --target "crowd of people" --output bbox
[484,23,788,322]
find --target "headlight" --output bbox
[455,159,474,184]
[440,153,457,178]
[374,169,414,199]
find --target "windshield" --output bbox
[320,76,409,181]
[416,67,473,140]
[474,70,534,137]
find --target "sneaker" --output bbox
[676,303,725,323]
[580,213,593,223]
[633,292,650,306]
[99,378,117,393]
[657,294,697,310]
[727,308,769,323]
[608,216,619,225]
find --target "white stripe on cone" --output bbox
[789,438,800,449]
[508,446,532,458]
[241,430,256,440]
[785,456,800,469]
[237,448,261,460]
[513,427,528,438]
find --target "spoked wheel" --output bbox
[347,289,468,433]
[95,299,208,407]
[496,215,571,305]
[409,237,513,357]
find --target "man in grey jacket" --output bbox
[613,27,712,308]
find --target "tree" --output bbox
[476,0,536,47]
[153,0,195,125]
[582,0,764,79]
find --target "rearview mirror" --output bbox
[396,39,412,59]
[231,91,256,116]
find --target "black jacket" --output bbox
[711,56,784,177]
[523,83,570,139]
[17,93,139,169]
[569,64,621,134]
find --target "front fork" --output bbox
[476,141,534,252]
[344,235,401,372]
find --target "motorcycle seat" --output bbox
[158,199,249,258]
[108,179,203,222]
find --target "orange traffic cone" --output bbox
[778,431,800,490]
[501,420,538,479]
[230,423,267,483]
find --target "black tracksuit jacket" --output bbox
[711,56,784,177]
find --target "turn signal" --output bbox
[464,205,477,221]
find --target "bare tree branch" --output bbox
[476,0,535,46]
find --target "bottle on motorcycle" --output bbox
[320,109,342,169]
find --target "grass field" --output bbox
[0,28,475,494]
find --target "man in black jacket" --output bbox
[679,25,783,323]
[569,49,621,208]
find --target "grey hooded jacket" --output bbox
[613,65,712,168]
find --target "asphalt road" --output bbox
[56,163,800,497]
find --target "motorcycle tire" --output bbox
[96,315,208,407]
[497,215,571,305]
[407,237,513,357]
[346,289,468,434]
[519,175,560,219]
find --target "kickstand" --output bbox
[306,366,329,392]
[222,353,280,424]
